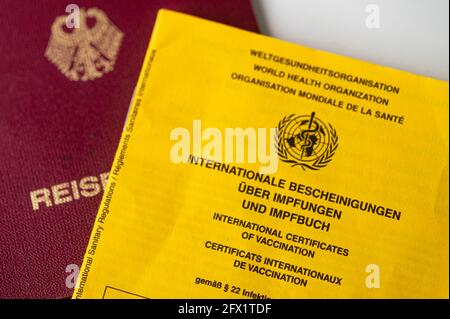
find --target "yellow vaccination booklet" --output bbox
[74,10,449,299]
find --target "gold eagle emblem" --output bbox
[45,8,124,81]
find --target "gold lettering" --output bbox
[80,176,100,197]
[71,180,80,200]
[99,172,109,190]
[30,188,52,211]
[52,182,73,205]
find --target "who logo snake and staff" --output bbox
[276,112,339,171]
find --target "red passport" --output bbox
[0,0,258,298]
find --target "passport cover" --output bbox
[0,0,258,298]
[74,10,448,299]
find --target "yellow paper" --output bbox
[73,10,449,299]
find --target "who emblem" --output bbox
[276,113,338,171]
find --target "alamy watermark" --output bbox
[365,4,381,29]
[170,120,279,174]
[65,263,79,289]
[65,4,80,29]
[365,263,381,288]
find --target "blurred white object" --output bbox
[252,0,449,81]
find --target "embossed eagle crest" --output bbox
[45,8,124,81]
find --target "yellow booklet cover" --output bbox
[74,10,449,299]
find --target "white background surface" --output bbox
[251,0,449,81]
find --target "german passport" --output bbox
[0,0,258,298]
